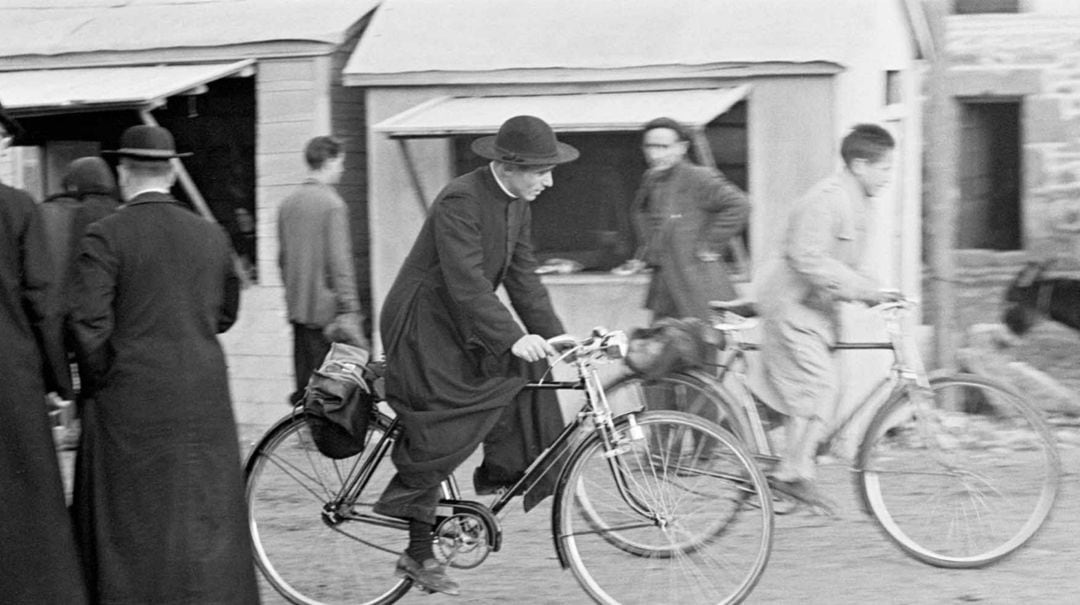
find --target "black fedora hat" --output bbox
[471,115,578,166]
[104,125,192,160]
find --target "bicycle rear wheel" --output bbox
[554,410,772,605]
[245,410,410,604]
[857,374,1060,568]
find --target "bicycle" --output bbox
[603,298,1061,569]
[244,329,774,605]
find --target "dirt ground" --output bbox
[231,425,1080,605]
[59,321,1080,604]
[60,429,1079,604]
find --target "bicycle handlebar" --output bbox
[547,328,627,364]
[869,295,919,314]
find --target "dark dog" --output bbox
[1002,260,1080,335]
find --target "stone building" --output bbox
[928,0,1080,340]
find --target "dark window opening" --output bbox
[885,70,903,106]
[160,76,257,281]
[451,100,750,273]
[957,100,1022,250]
[954,0,1020,14]
[15,75,258,281]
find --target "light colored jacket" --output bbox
[755,169,879,333]
[278,179,360,327]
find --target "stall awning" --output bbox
[373,87,751,138]
[0,60,255,117]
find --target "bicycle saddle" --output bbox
[708,298,758,318]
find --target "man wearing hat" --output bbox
[0,102,90,603]
[374,115,577,594]
[68,125,258,603]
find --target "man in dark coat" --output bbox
[0,101,89,605]
[373,115,578,595]
[69,125,258,604]
[632,117,750,320]
[40,156,121,449]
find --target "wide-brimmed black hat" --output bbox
[104,125,192,160]
[471,115,578,166]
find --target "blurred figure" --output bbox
[631,117,749,322]
[756,123,900,511]
[278,135,370,406]
[0,101,89,604]
[39,156,121,449]
[69,125,258,604]
[233,206,256,280]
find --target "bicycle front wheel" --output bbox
[857,373,1060,568]
[245,410,410,605]
[554,410,773,605]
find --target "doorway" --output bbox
[957,99,1022,250]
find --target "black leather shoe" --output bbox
[768,478,838,517]
[395,553,460,596]
[472,467,513,496]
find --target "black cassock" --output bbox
[379,167,565,515]
[69,193,257,604]
[0,182,88,604]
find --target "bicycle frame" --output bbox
[315,330,651,547]
[707,302,927,462]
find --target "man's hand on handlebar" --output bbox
[511,334,556,363]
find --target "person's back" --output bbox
[278,181,347,325]
[39,157,121,381]
[69,125,255,604]
[277,135,366,405]
[0,176,89,603]
[83,202,234,376]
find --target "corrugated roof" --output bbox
[0,60,255,116]
[373,87,751,137]
[345,0,911,85]
[0,0,380,58]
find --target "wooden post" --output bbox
[139,110,252,288]
[925,0,958,371]
[396,138,430,214]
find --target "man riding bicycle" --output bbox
[755,123,902,512]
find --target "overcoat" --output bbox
[69,192,257,604]
[380,167,565,492]
[632,160,749,319]
[40,158,121,362]
[0,182,88,604]
[755,170,880,418]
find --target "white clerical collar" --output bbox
[127,187,171,198]
[488,162,517,199]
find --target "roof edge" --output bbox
[344,62,843,88]
[0,40,338,72]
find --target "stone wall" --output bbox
[928,13,1080,348]
[947,14,1080,263]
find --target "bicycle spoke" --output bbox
[857,375,1059,568]
[556,411,772,604]
[246,414,410,605]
